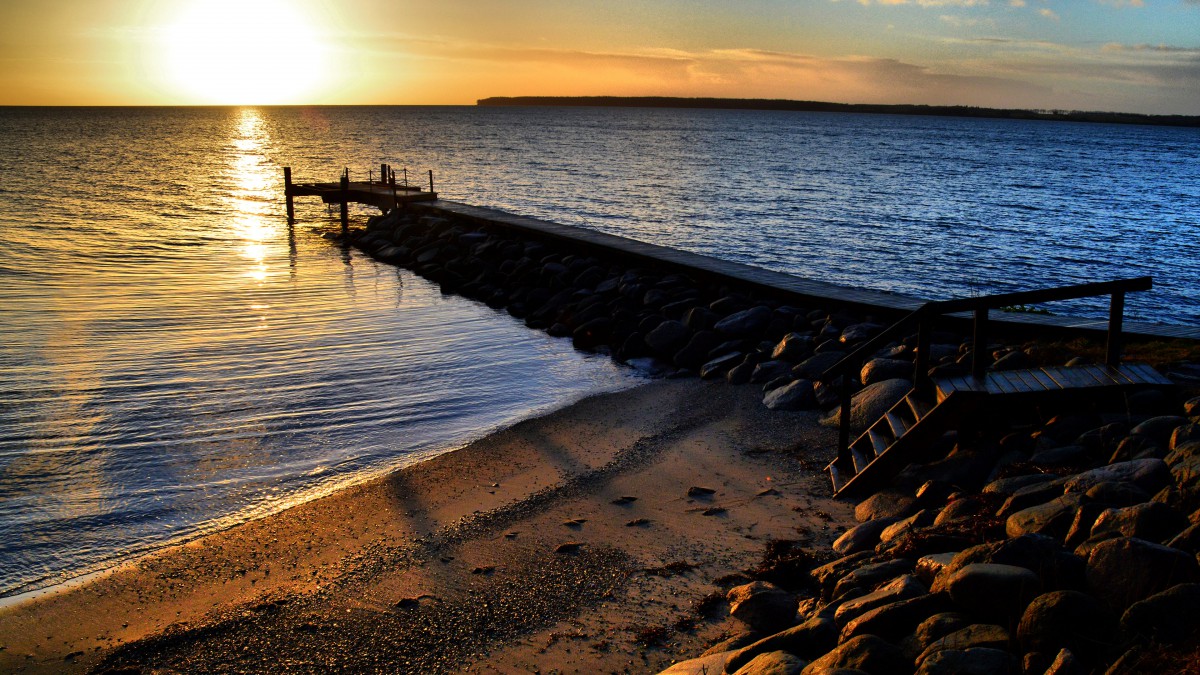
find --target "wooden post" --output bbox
[971,307,988,379]
[403,167,408,187]
[838,375,852,469]
[340,171,349,234]
[914,314,932,394]
[389,168,397,211]
[283,167,295,224]
[428,169,435,194]
[380,163,387,185]
[1106,291,1126,367]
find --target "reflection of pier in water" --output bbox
[283,165,437,230]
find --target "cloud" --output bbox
[1096,0,1145,6]
[1039,8,1060,19]
[1009,0,1025,6]
[940,14,983,25]
[854,0,990,5]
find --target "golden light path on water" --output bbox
[0,106,637,598]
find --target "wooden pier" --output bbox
[283,165,437,229]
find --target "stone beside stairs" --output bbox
[827,363,1174,497]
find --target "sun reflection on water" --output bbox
[227,109,277,283]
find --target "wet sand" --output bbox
[0,379,853,674]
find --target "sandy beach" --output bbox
[0,378,853,673]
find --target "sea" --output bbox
[1,105,1197,599]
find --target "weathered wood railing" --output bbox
[819,276,1154,467]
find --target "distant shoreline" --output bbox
[477,96,1200,128]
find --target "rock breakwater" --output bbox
[659,394,1200,674]
[345,208,904,410]
[339,206,1200,673]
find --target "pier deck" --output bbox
[419,199,1200,343]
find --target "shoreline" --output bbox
[0,371,641,608]
[0,378,854,673]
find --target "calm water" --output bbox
[1,106,1197,597]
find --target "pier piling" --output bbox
[340,171,349,233]
[284,167,295,224]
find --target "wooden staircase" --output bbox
[826,362,1174,497]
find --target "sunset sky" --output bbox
[1,0,1197,114]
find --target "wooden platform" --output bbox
[830,361,1174,497]
[421,199,1200,344]
[934,362,1173,401]
[288,181,437,211]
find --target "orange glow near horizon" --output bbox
[0,1,1195,114]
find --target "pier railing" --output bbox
[818,276,1153,465]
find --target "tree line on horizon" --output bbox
[477,96,1200,128]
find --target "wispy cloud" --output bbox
[852,0,990,6]
[1038,8,1060,20]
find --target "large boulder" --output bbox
[911,612,971,654]
[860,358,913,386]
[943,563,1041,623]
[832,518,899,556]
[855,491,918,522]
[1005,494,1084,540]
[715,306,774,338]
[731,651,807,675]
[700,352,744,379]
[763,379,818,411]
[916,648,1019,675]
[839,593,950,643]
[1119,583,1200,644]
[1129,416,1188,445]
[728,582,798,634]
[833,574,926,628]
[1085,537,1200,611]
[820,379,912,429]
[799,635,906,675]
[916,624,1010,667]
[821,378,910,434]
[772,333,816,362]
[1062,459,1171,495]
[792,352,847,380]
[832,559,914,600]
[724,617,839,672]
[644,320,690,354]
[1016,590,1116,658]
[1089,502,1189,544]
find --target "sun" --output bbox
[157,0,329,104]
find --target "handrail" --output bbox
[819,276,1153,471]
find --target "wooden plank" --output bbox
[1122,363,1172,385]
[987,372,1024,395]
[955,369,984,391]
[829,463,848,494]
[907,395,933,421]
[1050,366,1105,389]
[1029,368,1062,391]
[1039,366,1072,389]
[1080,365,1121,387]
[885,411,909,438]
[1102,365,1138,385]
[1005,371,1040,393]
[851,448,872,475]
[868,428,891,455]
[1007,369,1046,392]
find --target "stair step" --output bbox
[829,463,848,494]
[851,447,872,475]
[906,395,933,420]
[867,428,891,456]
[885,411,909,438]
